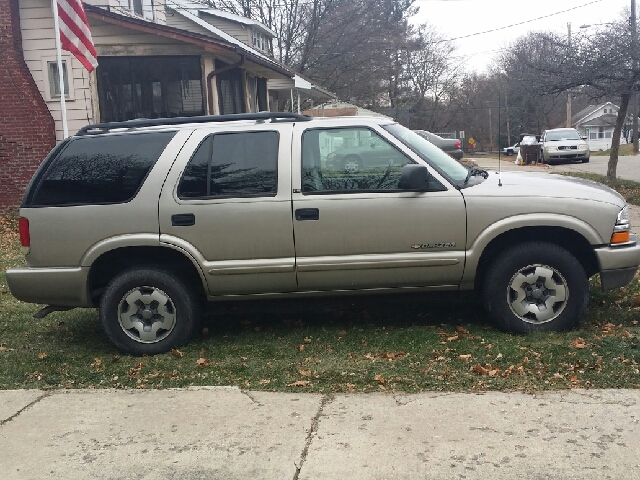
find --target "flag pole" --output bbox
[51,0,69,139]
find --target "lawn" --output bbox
[1,212,639,393]
[592,143,638,157]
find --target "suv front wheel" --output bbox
[483,242,589,333]
[100,267,201,356]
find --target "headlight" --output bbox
[611,205,631,245]
[545,146,556,152]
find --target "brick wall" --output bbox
[0,0,56,214]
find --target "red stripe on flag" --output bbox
[56,0,98,72]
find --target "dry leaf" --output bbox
[304,337,312,343]
[553,373,563,379]
[91,358,103,367]
[488,369,500,377]
[455,326,469,334]
[374,374,385,384]
[447,335,461,342]
[570,338,587,349]
[485,344,493,350]
[171,349,184,358]
[259,379,271,385]
[287,380,310,387]
[570,375,579,382]
[458,354,472,361]
[37,352,48,359]
[471,363,488,375]
[297,344,305,351]
[298,369,312,377]
[195,357,209,367]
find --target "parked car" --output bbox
[325,134,402,172]
[7,112,640,355]
[414,130,464,161]
[503,143,520,156]
[540,128,590,164]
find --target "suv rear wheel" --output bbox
[483,242,588,333]
[100,267,201,356]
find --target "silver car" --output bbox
[6,113,639,355]
[541,128,590,164]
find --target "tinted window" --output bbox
[301,128,413,193]
[178,131,279,198]
[30,132,175,207]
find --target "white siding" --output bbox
[19,0,96,141]
[200,13,250,45]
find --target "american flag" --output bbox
[56,0,98,72]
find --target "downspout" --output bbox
[206,55,245,115]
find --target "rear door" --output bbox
[159,123,297,296]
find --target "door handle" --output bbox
[295,208,319,221]
[171,213,195,226]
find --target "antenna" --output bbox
[498,91,503,187]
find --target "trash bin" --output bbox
[518,134,540,165]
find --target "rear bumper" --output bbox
[448,150,464,161]
[595,237,640,290]
[6,266,92,307]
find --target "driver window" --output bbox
[302,127,413,193]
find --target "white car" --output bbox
[503,143,520,156]
[541,128,590,164]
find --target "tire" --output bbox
[506,150,513,156]
[581,157,590,163]
[483,242,588,334]
[100,267,202,356]
[342,155,362,173]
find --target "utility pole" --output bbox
[566,22,572,128]
[632,0,639,153]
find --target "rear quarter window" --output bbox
[28,131,176,207]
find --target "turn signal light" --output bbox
[611,231,630,244]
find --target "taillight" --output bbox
[19,217,30,247]
[455,141,461,148]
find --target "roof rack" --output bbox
[76,112,312,136]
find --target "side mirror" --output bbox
[581,136,588,140]
[399,164,430,191]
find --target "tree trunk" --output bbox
[607,93,631,179]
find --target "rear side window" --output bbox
[29,131,175,207]
[178,131,279,198]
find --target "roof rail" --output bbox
[76,112,312,136]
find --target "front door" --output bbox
[159,124,296,295]
[292,125,467,291]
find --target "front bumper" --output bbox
[595,235,640,290]
[6,266,92,307]
[544,149,589,161]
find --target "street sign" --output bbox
[468,137,475,145]
[459,130,465,139]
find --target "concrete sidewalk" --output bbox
[1,388,639,479]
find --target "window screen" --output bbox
[178,131,279,198]
[30,132,175,207]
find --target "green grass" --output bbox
[592,143,639,157]
[2,215,640,392]
[557,172,640,205]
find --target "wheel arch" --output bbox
[87,246,207,307]
[471,226,600,292]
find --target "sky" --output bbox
[410,0,631,72]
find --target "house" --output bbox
[302,101,391,118]
[569,102,633,151]
[0,0,334,212]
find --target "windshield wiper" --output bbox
[463,167,488,186]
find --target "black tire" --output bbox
[581,157,590,163]
[483,242,588,334]
[342,155,362,173]
[100,267,202,355]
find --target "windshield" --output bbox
[383,123,469,184]
[545,130,581,141]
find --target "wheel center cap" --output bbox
[141,309,153,320]
[532,288,544,300]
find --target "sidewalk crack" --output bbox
[240,390,262,406]
[293,394,332,480]
[0,391,53,427]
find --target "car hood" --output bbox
[461,171,625,207]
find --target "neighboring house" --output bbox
[569,102,632,151]
[302,101,392,118]
[0,0,334,212]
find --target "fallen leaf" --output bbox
[298,369,312,377]
[495,353,503,360]
[374,374,385,384]
[471,363,488,375]
[287,380,310,387]
[570,375,579,382]
[259,379,271,385]
[171,349,184,358]
[485,344,493,350]
[304,337,312,343]
[199,348,206,356]
[553,373,564,379]
[37,352,48,359]
[447,335,461,342]
[570,338,587,349]
[195,358,209,367]
[622,330,633,338]
[488,369,500,377]
[458,354,472,361]
[91,358,103,367]
[297,344,305,352]
[456,326,469,334]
